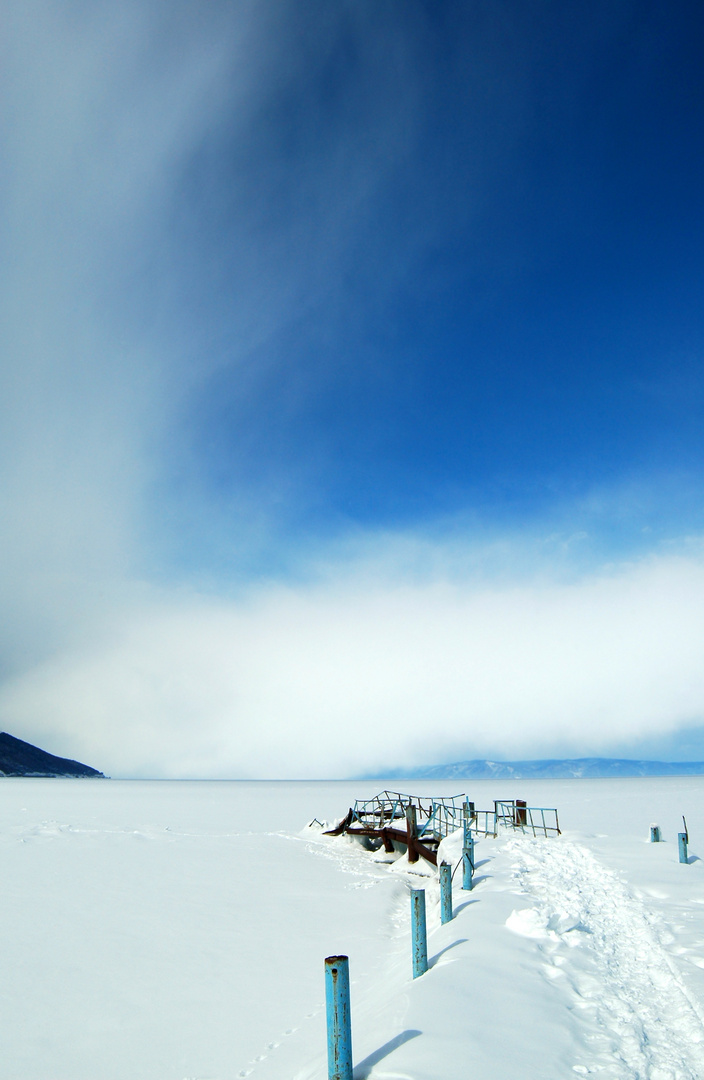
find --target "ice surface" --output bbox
[1,776,704,1079]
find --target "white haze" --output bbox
[2,545,704,777]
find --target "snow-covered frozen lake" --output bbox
[2,776,704,1079]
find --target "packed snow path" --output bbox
[2,778,704,1079]
[506,836,704,1079]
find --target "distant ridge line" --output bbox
[363,757,704,780]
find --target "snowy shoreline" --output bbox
[1,777,703,1079]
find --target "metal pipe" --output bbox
[462,846,473,890]
[325,955,353,1080]
[411,889,428,978]
[650,824,661,843]
[679,832,689,864]
[439,862,452,923]
[462,831,474,891]
[462,803,475,890]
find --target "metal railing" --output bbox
[351,791,467,842]
[469,809,498,837]
[330,791,560,848]
[493,800,560,837]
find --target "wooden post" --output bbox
[406,804,419,863]
[380,829,394,853]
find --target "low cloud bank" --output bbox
[2,546,703,777]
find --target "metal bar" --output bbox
[417,802,435,837]
[679,832,689,864]
[411,889,428,978]
[325,955,353,1080]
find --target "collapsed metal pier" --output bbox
[324,790,560,867]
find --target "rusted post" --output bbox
[515,799,527,826]
[380,828,395,853]
[406,804,419,863]
[439,861,452,923]
[411,889,428,977]
[325,955,352,1080]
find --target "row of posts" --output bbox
[328,809,692,1078]
[325,799,477,1079]
[650,821,690,863]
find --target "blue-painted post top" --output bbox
[325,955,353,1080]
[678,832,689,865]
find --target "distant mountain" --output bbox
[366,757,704,781]
[0,732,105,778]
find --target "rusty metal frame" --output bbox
[324,790,467,867]
[324,791,561,865]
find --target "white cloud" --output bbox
[2,543,704,777]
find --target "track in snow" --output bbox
[506,837,704,1079]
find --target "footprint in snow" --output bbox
[505,836,704,1079]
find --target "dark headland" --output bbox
[0,732,105,778]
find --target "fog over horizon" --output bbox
[2,2,704,778]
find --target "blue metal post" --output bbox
[439,861,452,924]
[411,889,428,978]
[325,955,352,1080]
[650,825,661,843]
[678,832,689,864]
[462,811,474,891]
[462,841,474,890]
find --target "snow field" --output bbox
[0,777,703,1079]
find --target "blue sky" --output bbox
[1,2,704,776]
[157,0,704,569]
